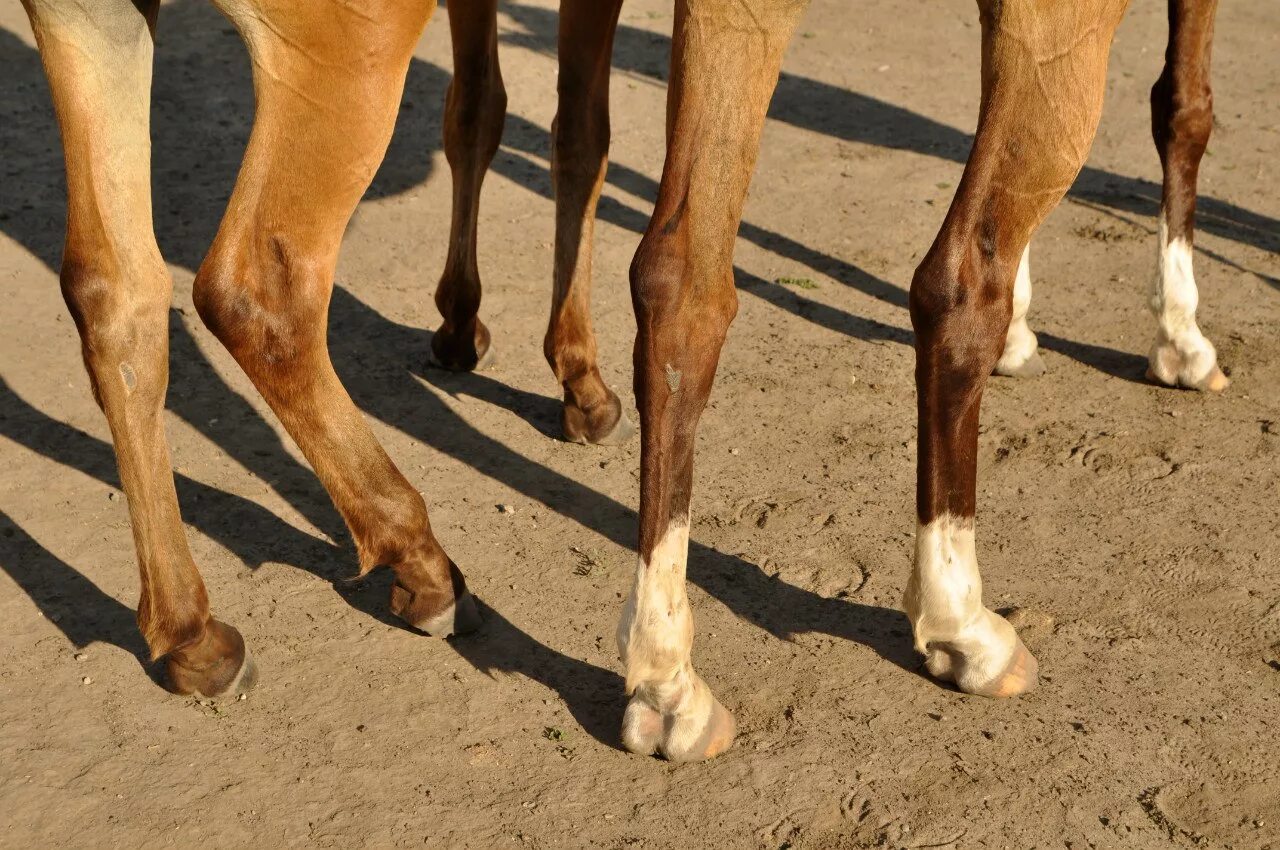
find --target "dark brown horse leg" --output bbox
[430,0,505,372]
[546,0,634,445]
[617,0,808,763]
[196,0,478,636]
[907,0,1129,696]
[1147,0,1228,392]
[22,0,253,696]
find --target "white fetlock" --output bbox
[1148,221,1228,392]
[921,609,1030,696]
[905,516,1038,698]
[617,515,735,762]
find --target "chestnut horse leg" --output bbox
[196,0,479,636]
[1147,0,1227,392]
[21,0,253,697]
[907,0,1129,696]
[617,0,807,762]
[546,0,634,445]
[430,0,504,372]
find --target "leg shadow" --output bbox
[0,509,147,659]
[329,287,921,678]
[0,377,408,634]
[502,1,1280,259]
[452,598,627,751]
[1037,331,1150,384]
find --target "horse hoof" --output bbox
[587,408,636,446]
[994,350,1046,378]
[1146,337,1229,393]
[922,610,1040,699]
[965,639,1039,698]
[165,620,258,699]
[621,691,736,763]
[390,561,483,638]
[416,590,483,638]
[562,391,636,446]
[1145,363,1228,393]
[428,321,494,372]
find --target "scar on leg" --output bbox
[664,364,681,393]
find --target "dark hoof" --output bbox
[429,321,494,372]
[562,390,636,446]
[165,620,258,699]
[591,408,636,446]
[390,561,483,637]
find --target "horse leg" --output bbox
[196,0,478,636]
[546,0,634,445]
[1146,0,1227,392]
[618,0,808,762]
[906,0,1129,696]
[22,0,253,696]
[993,245,1046,378]
[430,0,504,372]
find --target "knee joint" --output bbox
[1151,75,1212,155]
[443,62,507,159]
[193,235,328,364]
[910,247,1011,363]
[60,252,170,372]
[630,238,736,334]
[909,253,971,331]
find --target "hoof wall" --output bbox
[587,408,636,447]
[562,392,636,447]
[967,640,1039,698]
[1145,363,1229,393]
[621,693,736,763]
[666,698,736,763]
[923,611,1040,699]
[428,343,496,373]
[994,350,1046,378]
[428,318,495,373]
[164,620,258,700]
[412,590,483,638]
[169,647,258,700]
[219,651,259,698]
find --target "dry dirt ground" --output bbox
[2,1,1279,848]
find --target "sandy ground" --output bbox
[2,1,1279,848]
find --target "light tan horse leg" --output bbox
[195,0,478,636]
[23,0,253,696]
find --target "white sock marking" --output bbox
[996,244,1040,372]
[904,515,1018,691]
[617,517,716,751]
[1149,215,1218,386]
